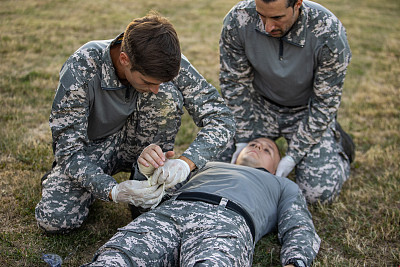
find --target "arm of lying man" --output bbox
[277,187,321,267]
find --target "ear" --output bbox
[119,52,131,67]
[295,0,303,9]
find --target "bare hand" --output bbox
[138,144,175,168]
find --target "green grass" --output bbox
[1,0,399,266]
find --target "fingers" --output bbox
[149,168,161,185]
[165,151,175,159]
[164,180,177,190]
[163,172,182,189]
[152,167,168,185]
[145,184,164,199]
[147,159,190,188]
[114,179,166,206]
[135,183,162,195]
[164,169,178,185]
[136,184,165,209]
[155,159,190,189]
[138,144,165,168]
[150,162,176,186]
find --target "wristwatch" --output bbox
[286,258,306,267]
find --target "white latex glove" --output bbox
[138,160,164,209]
[140,183,166,209]
[231,142,248,163]
[111,180,164,208]
[276,155,296,177]
[150,159,190,189]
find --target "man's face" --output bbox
[236,138,280,174]
[255,0,302,38]
[118,52,163,94]
[123,68,163,94]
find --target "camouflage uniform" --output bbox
[35,34,235,233]
[219,0,352,203]
[83,162,320,267]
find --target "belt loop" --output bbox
[219,197,229,209]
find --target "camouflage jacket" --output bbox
[220,0,351,163]
[50,34,235,200]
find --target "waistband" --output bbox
[261,95,307,110]
[175,192,255,242]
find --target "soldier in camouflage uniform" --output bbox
[82,138,320,267]
[219,0,355,204]
[35,13,235,233]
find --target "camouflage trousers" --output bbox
[295,121,351,204]
[82,198,254,267]
[35,84,184,233]
[222,98,350,204]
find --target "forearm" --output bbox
[178,155,196,171]
[278,192,320,266]
[219,24,255,142]
[56,149,117,200]
[286,45,349,163]
[182,113,235,169]
[176,56,236,169]
[219,77,255,142]
[51,87,116,200]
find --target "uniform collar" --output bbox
[255,3,308,48]
[284,4,307,47]
[256,167,271,173]
[100,33,127,90]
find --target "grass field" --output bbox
[0,0,399,266]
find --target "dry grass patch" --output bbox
[0,0,399,266]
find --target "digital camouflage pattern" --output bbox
[82,170,320,266]
[83,200,254,267]
[219,0,351,203]
[279,192,321,266]
[248,100,350,204]
[35,34,235,233]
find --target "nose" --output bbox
[264,19,276,33]
[149,84,160,94]
[253,143,262,150]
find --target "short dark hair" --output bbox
[262,0,298,8]
[121,12,181,82]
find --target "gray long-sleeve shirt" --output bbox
[220,0,351,163]
[176,162,320,266]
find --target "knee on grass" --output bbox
[35,206,86,234]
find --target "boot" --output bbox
[335,122,355,163]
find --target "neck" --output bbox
[110,44,125,81]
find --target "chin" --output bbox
[238,160,260,169]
